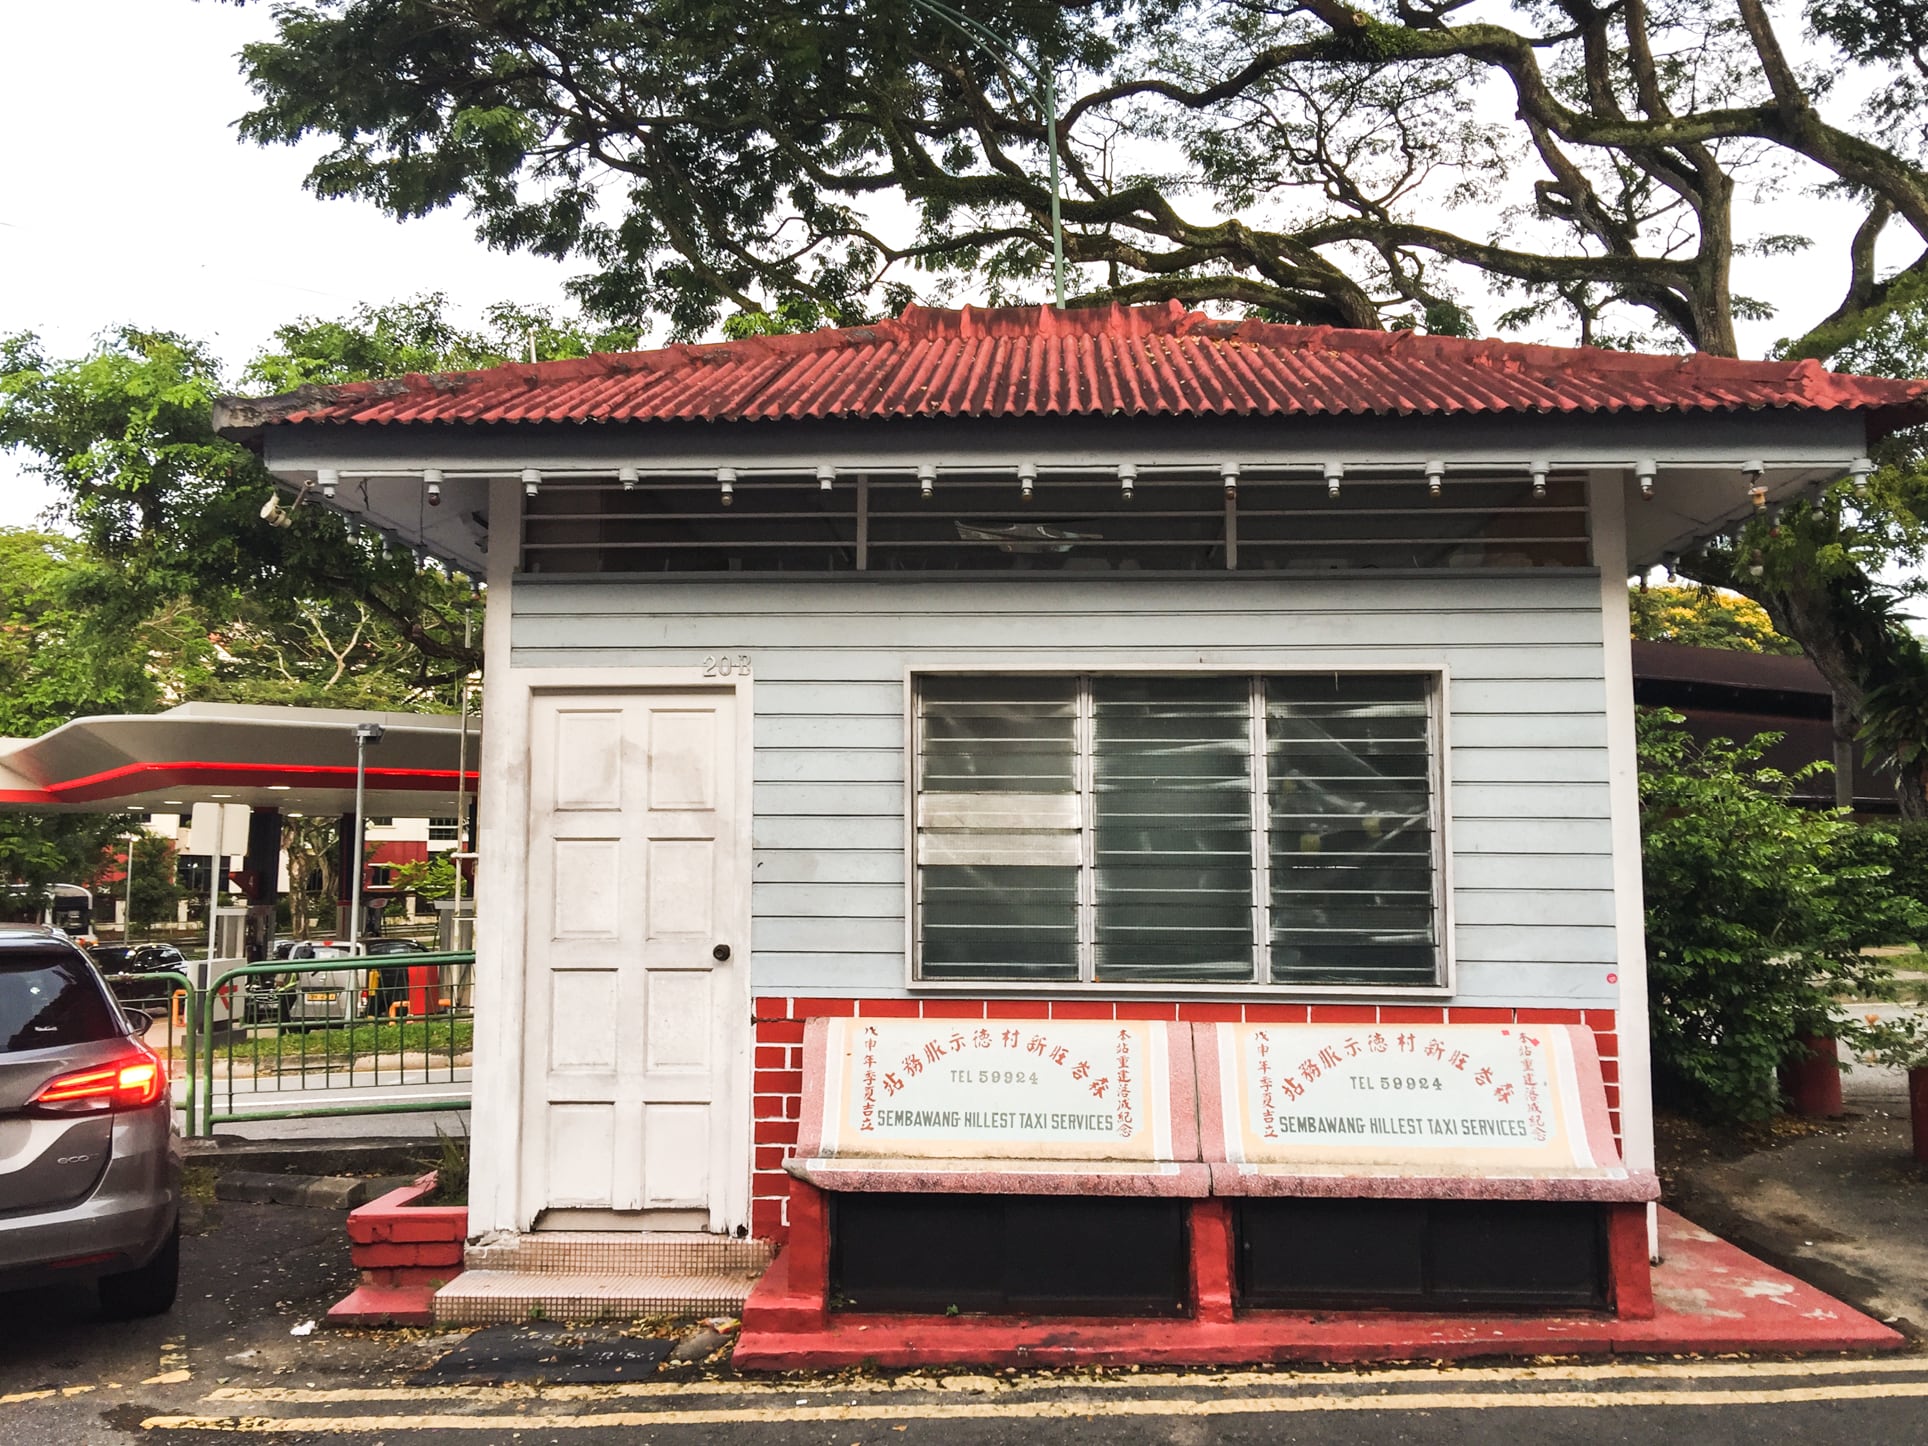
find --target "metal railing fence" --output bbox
[194,953,476,1135]
[98,952,476,1135]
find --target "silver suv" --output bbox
[0,924,181,1317]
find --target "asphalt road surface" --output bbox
[2,1197,1925,1445]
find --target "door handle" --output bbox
[712,944,732,962]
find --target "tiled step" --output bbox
[463,1230,772,1275]
[434,1232,773,1326]
[434,1267,761,1325]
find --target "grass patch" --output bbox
[221,1015,474,1069]
[181,1164,217,1205]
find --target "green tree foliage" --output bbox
[0,814,134,910]
[1639,708,1925,1123]
[389,853,459,901]
[0,326,480,694]
[243,296,640,393]
[282,815,340,937]
[124,834,187,932]
[0,530,152,899]
[1627,583,1798,655]
[0,529,158,734]
[230,0,1928,356]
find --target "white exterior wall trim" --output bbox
[466,475,526,1238]
[1590,468,1659,1258]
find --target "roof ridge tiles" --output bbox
[214,300,1928,436]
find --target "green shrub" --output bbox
[1639,708,1925,1122]
[1881,819,1928,935]
[428,1122,469,1205]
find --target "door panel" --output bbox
[524,688,742,1228]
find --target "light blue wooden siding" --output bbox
[511,575,1616,1007]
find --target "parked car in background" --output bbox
[245,939,440,1024]
[361,939,429,957]
[0,924,180,1318]
[89,944,193,1029]
[89,944,189,975]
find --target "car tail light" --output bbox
[29,1042,167,1112]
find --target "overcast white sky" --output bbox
[0,0,1901,534]
[0,0,579,528]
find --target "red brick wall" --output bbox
[750,996,1622,1244]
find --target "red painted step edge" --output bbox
[330,1171,469,1328]
[325,1283,437,1329]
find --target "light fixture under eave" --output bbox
[1850,456,1873,496]
[717,467,736,507]
[817,465,836,492]
[1742,458,1767,510]
[918,463,936,502]
[424,468,443,506]
[1636,458,1657,500]
[1323,459,1343,501]
[522,468,542,498]
[318,468,339,499]
[1529,458,1550,500]
[1118,462,1136,502]
[1019,461,1037,502]
[618,466,640,491]
[1424,458,1445,499]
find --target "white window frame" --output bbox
[903,663,1454,999]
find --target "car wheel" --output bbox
[98,1221,180,1319]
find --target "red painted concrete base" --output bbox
[1782,1034,1844,1118]
[326,1283,437,1328]
[733,1208,1904,1370]
[328,1172,468,1329]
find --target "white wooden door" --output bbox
[522,689,743,1230]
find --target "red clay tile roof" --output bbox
[246,301,1928,431]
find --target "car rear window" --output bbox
[1,951,122,1051]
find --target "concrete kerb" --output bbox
[185,1135,442,1179]
[214,1171,418,1209]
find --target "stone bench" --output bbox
[1195,1021,1659,1202]
[784,1016,1206,1197]
[1192,1020,1656,1318]
[753,1015,1654,1329]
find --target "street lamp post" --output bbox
[908,0,1067,307]
[348,722,384,948]
[122,832,138,944]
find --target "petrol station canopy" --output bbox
[0,702,479,818]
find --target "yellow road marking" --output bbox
[203,1352,1928,1406]
[142,1379,1928,1433]
[0,1392,54,1406]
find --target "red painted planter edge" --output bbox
[345,1170,470,1243]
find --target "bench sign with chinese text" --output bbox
[1203,1022,1618,1175]
[807,1017,1180,1163]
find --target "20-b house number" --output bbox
[702,655,752,676]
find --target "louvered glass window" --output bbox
[1092,678,1256,983]
[1265,676,1437,987]
[915,676,1081,981]
[913,672,1443,989]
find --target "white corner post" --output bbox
[1589,467,1661,1262]
[464,473,527,1238]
